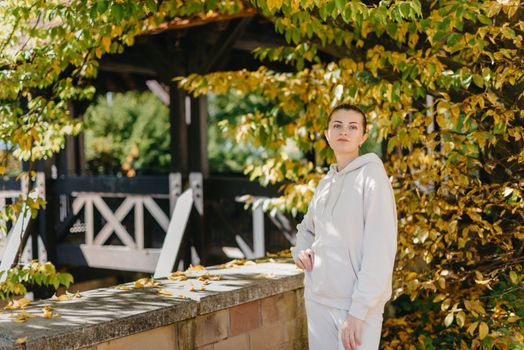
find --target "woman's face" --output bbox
[324,109,368,156]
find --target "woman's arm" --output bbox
[349,162,398,321]
[291,192,317,270]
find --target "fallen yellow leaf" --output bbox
[15,337,27,344]
[9,310,36,323]
[55,294,70,301]
[4,298,31,310]
[197,274,221,281]
[158,289,173,296]
[186,264,206,273]
[115,285,130,290]
[168,271,188,281]
[42,305,54,319]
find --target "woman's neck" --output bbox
[335,152,360,172]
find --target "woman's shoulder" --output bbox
[362,157,390,182]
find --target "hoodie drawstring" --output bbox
[321,176,335,217]
[320,168,347,218]
[320,153,380,219]
[330,174,346,217]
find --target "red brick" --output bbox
[286,317,308,350]
[94,325,176,350]
[261,291,297,325]
[177,319,195,350]
[196,345,214,350]
[195,310,229,347]
[295,289,305,316]
[213,334,250,350]
[230,300,261,336]
[249,321,289,350]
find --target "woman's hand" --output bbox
[341,314,363,350]
[295,249,315,272]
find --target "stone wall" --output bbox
[0,262,307,350]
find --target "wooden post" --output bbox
[185,27,209,266]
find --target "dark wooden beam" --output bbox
[204,17,253,73]
[98,62,157,76]
[144,7,257,35]
[169,81,188,174]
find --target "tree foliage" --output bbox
[83,91,171,175]
[0,0,523,347]
[0,261,73,300]
[178,0,524,348]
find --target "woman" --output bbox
[292,104,398,350]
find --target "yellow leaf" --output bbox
[4,297,31,310]
[15,337,27,344]
[444,313,454,327]
[10,310,36,322]
[507,314,520,323]
[0,166,5,175]
[42,305,53,319]
[441,298,451,311]
[456,311,466,327]
[158,289,173,296]
[185,264,206,273]
[479,322,489,340]
[168,271,188,281]
[101,36,111,52]
[433,294,447,303]
[509,271,519,284]
[197,274,221,281]
[467,321,478,335]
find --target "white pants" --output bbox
[305,298,383,350]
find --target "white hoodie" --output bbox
[292,152,398,321]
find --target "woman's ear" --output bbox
[362,133,368,145]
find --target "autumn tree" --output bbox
[178,1,524,348]
[1,1,523,348]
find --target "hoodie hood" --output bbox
[322,152,383,217]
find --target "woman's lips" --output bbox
[337,139,349,142]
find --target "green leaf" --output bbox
[97,0,108,14]
[447,33,463,47]
[335,0,345,12]
[472,74,483,88]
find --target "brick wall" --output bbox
[82,289,307,350]
[0,263,306,350]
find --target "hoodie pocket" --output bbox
[308,245,358,299]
